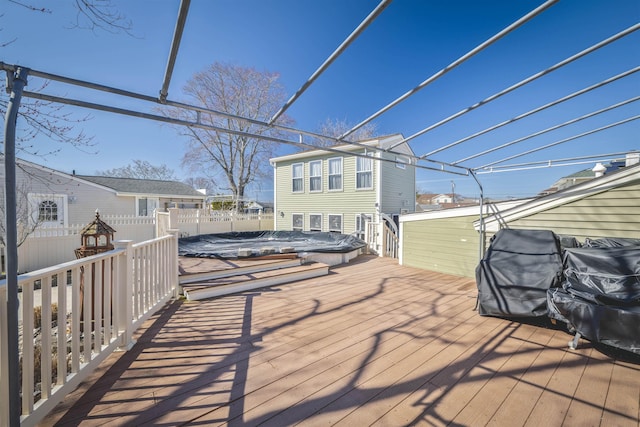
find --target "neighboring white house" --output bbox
[270,134,416,238]
[0,156,207,229]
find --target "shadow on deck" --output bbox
[43,255,640,426]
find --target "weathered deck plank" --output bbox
[42,255,640,427]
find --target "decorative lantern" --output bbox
[75,210,116,259]
[74,210,116,332]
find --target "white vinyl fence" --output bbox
[175,209,274,236]
[2,209,274,274]
[0,232,179,427]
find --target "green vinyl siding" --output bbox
[379,152,415,214]
[507,180,640,242]
[402,215,480,278]
[274,153,377,234]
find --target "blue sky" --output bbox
[1,0,638,200]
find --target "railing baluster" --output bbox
[41,275,52,400]
[57,271,67,386]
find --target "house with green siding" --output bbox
[399,160,640,279]
[270,134,415,239]
[479,161,640,242]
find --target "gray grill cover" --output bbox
[476,229,563,318]
[547,246,640,354]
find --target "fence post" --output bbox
[168,208,179,232]
[167,229,180,298]
[113,240,134,351]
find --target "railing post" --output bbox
[113,240,135,351]
[167,229,180,298]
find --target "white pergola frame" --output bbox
[2,0,638,423]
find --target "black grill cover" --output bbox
[563,246,640,306]
[476,229,563,317]
[583,237,640,248]
[548,288,640,354]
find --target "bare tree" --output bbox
[1,0,133,156]
[96,160,177,180]
[0,180,43,247]
[312,117,379,148]
[184,176,217,195]
[7,0,133,35]
[164,62,293,211]
[67,0,134,35]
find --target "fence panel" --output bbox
[2,210,273,274]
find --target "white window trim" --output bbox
[355,213,373,240]
[292,212,304,231]
[327,157,343,192]
[355,153,374,190]
[27,193,69,227]
[135,196,160,217]
[395,155,409,169]
[292,162,304,193]
[328,213,343,233]
[309,213,323,231]
[309,160,323,193]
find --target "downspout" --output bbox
[3,66,29,427]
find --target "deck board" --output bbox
[42,255,640,427]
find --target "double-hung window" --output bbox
[292,213,303,231]
[309,214,322,231]
[356,153,373,190]
[309,160,322,192]
[328,157,342,191]
[328,214,342,233]
[292,163,304,193]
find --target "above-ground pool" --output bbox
[179,230,367,259]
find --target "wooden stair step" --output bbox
[182,262,330,301]
[179,258,303,285]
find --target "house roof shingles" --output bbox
[77,175,206,198]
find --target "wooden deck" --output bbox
[43,255,640,426]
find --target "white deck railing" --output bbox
[366,221,399,258]
[0,231,179,427]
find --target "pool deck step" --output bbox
[181,261,330,301]
[179,257,303,285]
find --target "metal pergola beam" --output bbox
[159,0,191,103]
[477,115,640,170]
[340,0,560,141]
[21,88,471,176]
[455,96,640,165]
[475,150,640,174]
[422,66,640,160]
[268,0,392,125]
[402,23,640,156]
